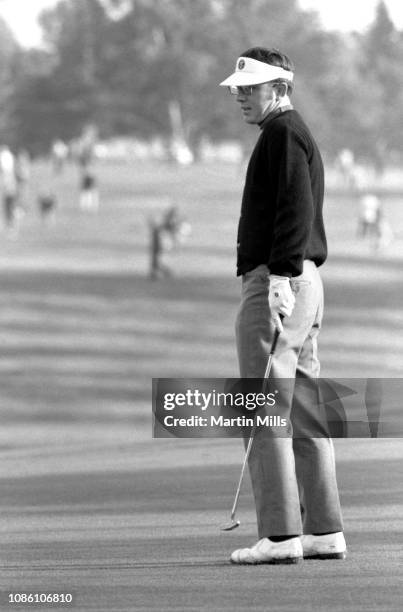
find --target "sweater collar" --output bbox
[259,104,293,129]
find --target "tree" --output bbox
[357,0,403,164]
[38,0,109,136]
[6,0,403,160]
[8,48,64,154]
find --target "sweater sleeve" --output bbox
[267,125,314,277]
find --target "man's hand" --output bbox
[268,275,295,332]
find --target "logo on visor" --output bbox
[237,59,245,70]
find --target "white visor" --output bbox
[219,56,294,87]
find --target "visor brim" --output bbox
[219,72,275,87]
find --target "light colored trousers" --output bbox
[235,261,343,537]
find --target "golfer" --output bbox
[219,47,346,564]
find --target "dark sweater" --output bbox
[236,109,327,277]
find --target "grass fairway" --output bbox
[0,160,402,611]
[0,159,401,420]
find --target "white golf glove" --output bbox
[269,275,296,332]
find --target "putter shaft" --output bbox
[221,327,281,531]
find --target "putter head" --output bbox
[220,519,240,531]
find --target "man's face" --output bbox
[235,83,277,124]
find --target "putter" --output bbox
[220,324,282,531]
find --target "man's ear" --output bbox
[274,82,288,99]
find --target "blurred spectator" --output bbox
[51,139,69,174]
[357,192,393,252]
[14,149,31,213]
[76,125,98,169]
[336,148,358,192]
[0,146,20,234]
[37,151,59,225]
[38,191,57,225]
[75,125,99,213]
[148,205,191,279]
[79,168,99,212]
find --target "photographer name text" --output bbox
[163,414,287,427]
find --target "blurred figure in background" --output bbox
[38,191,57,225]
[37,145,62,226]
[336,148,358,192]
[51,139,69,175]
[14,149,31,215]
[357,192,381,238]
[0,146,21,235]
[75,125,99,213]
[79,168,99,213]
[357,191,393,252]
[148,205,191,279]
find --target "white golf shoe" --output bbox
[301,532,347,560]
[230,537,303,565]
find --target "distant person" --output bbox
[148,205,191,279]
[357,192,393,252]
[14,149,31,214]
[0,146,20,234]
[336,148,357,192]
[51,139,69,174]
[79,168,99,213]
[76,124,98,170]
[358,192,381,238]
[38,192,57,225]
[37,154,59,225]
[75,125,99,212]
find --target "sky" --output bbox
[1,0,403,47]
[299,0,403,32]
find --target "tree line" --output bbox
[0,0,402,163]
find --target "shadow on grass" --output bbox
[0,455,402,513]
[0,254,401,420]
